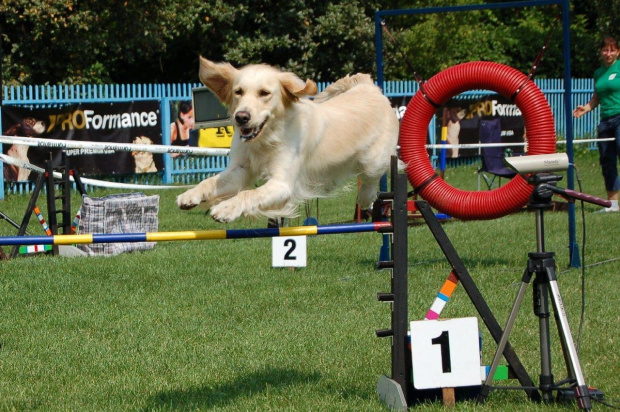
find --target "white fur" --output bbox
[176,57,399,222]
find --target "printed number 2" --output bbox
[284,239,297,260]
[431,330,452,373]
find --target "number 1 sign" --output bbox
[272,236,307,267]
[410,317,481,389]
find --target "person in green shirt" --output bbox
[574,36,620,212]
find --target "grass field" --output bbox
[0,150,618,411]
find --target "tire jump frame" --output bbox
[400,61,556,220]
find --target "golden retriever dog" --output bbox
[176,57,399,222]
[131,135,158,173]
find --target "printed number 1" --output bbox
[431,330,452,373]
[284,239,297,260]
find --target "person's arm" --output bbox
[573,92,600,118]
[170,122,178,143]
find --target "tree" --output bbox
[1,0,192,84]
[0,0,608,85]
[1,0,386,85]
[379,1,594,80]
[167,0,383,82]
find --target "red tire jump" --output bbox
[399,61,556,220]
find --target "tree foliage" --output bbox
[0,0,615,86]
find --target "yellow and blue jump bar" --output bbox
[0,222,392,246]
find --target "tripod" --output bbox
[478,174,594,411]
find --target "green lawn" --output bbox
[0,150,618,411]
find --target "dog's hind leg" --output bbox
[356,174,383,210]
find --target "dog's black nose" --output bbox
[235,111,251,125]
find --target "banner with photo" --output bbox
[2,101,162,181]
[390,94,525,159]
[168,99,233,151]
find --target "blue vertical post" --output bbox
[375,14,385,90]
[562,0,580,267]
[161,97,172,185]
[0,23,3,200]
[0,102,4,201]
[375,12,391,262]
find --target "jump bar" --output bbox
[0,222,392,246]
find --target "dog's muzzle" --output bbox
[235,111,266,142]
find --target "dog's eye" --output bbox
[234,88,243,96]
[259,90,271,97]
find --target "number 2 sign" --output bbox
[410,317,481,389]
[272,236,307,267]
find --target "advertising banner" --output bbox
[2,101,162,181]
[390,94,525,159]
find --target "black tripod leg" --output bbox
[534,275,555,402]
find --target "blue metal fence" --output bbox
[1,79,598,197]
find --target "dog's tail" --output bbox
[313,73,374,103]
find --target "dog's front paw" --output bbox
[210,199,244,223]
[176,190,203,210]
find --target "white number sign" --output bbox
[272,236,307,267]
[410,317,481,389]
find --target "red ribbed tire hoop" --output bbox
[399,61,557,220]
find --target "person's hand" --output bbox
[573,104,589,118]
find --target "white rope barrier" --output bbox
[0,135,230,156]
[1,135,613,190]
[1,134,611,153]
[425,137,614,149]
[556,138,615,144]
[426,142,525,149]
[0,154,192,190]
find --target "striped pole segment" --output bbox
[19,244,53,254]
[34,206,53,236]
[424,270,459,320]
[0,222,392,246]
[71,208,81,234]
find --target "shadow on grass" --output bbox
[142,367,321,410]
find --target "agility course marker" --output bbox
[272,236,307,267]
[0,222,392,246]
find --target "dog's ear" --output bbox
[199,56,238,106]
[280,73,318,104]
